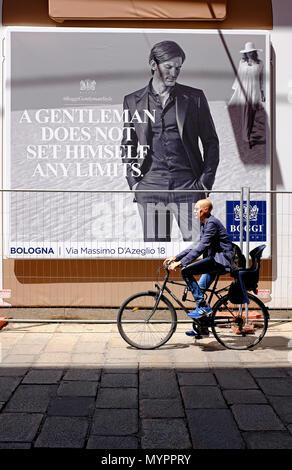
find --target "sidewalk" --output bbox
[0,319,292,449]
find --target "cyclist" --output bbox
[164,198,234,336]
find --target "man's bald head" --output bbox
[194,199,213,222]
[198,199,213,212]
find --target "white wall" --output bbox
[269,0,292,308]
[271,0,292,190]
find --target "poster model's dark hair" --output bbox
[149,40,186,69]
[242,51,260,63]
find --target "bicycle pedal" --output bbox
[194,333,210,339]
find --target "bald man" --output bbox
[164,199,233,334]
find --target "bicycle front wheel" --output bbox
[211,293,269,350]
[117,291,177,349]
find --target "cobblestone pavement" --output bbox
[0,320,292,449]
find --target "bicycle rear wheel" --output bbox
[117,291,177,349]
[211,293,269,350]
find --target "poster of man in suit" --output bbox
[121,40,219,242]
[4,28,270,259]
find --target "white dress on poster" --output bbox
[228,43,266,149]
[229,59,264,107]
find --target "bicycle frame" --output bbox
[153,269,228,320]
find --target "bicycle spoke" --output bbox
[211,293,268,350]
[117,292,177,349]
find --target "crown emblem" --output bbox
[233,204,259,222]
[80,79,96,92]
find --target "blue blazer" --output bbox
[175,215,233,268]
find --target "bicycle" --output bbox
[117,245,269,351]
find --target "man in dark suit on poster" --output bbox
[121,40,219,242]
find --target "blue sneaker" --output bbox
[185,329,209,338]
[188,305,212,319]
[185,330,196,336]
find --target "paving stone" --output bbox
[0,367,28,377]
[140,399,185,418]
[256,378,292,396]
[243,431,292,449]
[63,368,101,381]
[57,381,98,397]
[35,416,89,448]
[223,389,268,405]
[105,348,139,361]
[0,413,43,442]
[70,353,104,365]
[91,409,138,435]
[215,369,258,389]
[19,333,53,345]
[44,336,78,353]
[2,354,36,366]
[181,386,227,409]
[100,373,138,388]
[34,352,71,366]
[73,342,106,354]
[22,369,64,384]
[178,372,216,386]
[12,343,47,355]
[139,369,180,399]
[175,366,210,374]
[95,388,138,408]
[87,436,138,449]
[186,409,245,449]
[0,442,31,449]
[268,396,292,423]
[231,405,285,431]
[206,349,241,365]
[141,419,191,449]
[103,366,138,374]
[47,397,95,416]
[248,367,289,378]
[5,385,57,413]
[0,377,22,401]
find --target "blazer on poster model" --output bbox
[121,82,220,191]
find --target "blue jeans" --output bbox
[181,257,225,307]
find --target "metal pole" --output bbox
[245,187,251,326]
[238,188,245,320]
[245,187,250,268]
[1,318,290,324]
[240,187,244,253]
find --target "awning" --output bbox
[2,0,273,29]
[48,0,227,23]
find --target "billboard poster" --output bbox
[3,28,271,259]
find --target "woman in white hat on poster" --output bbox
[228,41,265,149]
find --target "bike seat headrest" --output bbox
[249,244,266,260]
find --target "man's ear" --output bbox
[150,59,157,73]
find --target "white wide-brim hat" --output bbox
[240,41,263,53]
